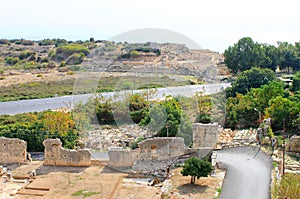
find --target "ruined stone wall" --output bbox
[193,123,221,149]
[0,137,27,164]
[108,149,139,167]
[43,139,91,167]
[138,137,186,160]
[108,137,186,167]
[286,136,300,153]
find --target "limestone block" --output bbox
[43,139,91,167]
[0,137,27,164]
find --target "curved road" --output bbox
[217,146,272,199]
[0,83,230,115]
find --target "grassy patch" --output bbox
[0,74,202,102]
[72,190,101,198]
[272,173,300,199]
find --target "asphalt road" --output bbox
[0,83,230,115]
[217,146,272,199]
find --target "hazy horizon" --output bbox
[1,0,299,52]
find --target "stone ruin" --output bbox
[286,136,300,153]
[192,123,222,149]
[138,137,186,160]
[43,139,91,167]
[108,123,224,169]
[108,137,186,168]
[0,137,28,164]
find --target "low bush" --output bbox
[56,44,89,57]
[5,57,19,65]
[66,53,85,65]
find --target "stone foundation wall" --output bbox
[43,139,91,167]
[108,149,139,167]
[138,137,186,160]
[108,137,186,167]
[0,137,27,164]
[192,123,221,148]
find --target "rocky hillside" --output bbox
[0,39,229,80]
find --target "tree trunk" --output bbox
[191,176,195,184]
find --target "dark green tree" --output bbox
[128,93,148,123]
[181,157,212,184]
[226,67,276,97]
[291,71,300,92]
[260,44,279,71]
[140,98,192,144]
[224,37,264,74]
[277,42,300,72]
[265,96,300,130]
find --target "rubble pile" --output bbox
[81,125,150,150]
[215,128,257,149]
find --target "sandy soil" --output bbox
[1,161,224,199]
[0,69,74,86]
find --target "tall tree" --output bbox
[224,37,264,74]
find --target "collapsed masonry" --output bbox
[0,137,28,164]
[108,123,222,169]
[43,139,91,167]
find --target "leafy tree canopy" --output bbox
[226,67,276,98]
[181,157,212,184]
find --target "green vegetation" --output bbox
[214,188,222,199]
[291,71,300,91]
[0,111,78,151]
[56,44,89,57]
[224,37,300,74]
[272,173,300,199]
[226,67,276,97]
[140,97,193,146]
[73,90,215,146]
[181,156,212,184]
[0,75,197,102]
[72,190,101,198]
[225,67,300,131]
[130,137,144,149]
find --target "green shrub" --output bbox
[40,57,49,63]
[0,111,79,151]
[47,61,56,68]
[36,74,43,77]
[273,173,300,199]
[5,57,19,65]
[38,39,55,46]
[48,49,56,58]
[56,44,89,57]
[130,137,144,149]
[19,51,35,60]
[130,50,139,58]
[59,61,66,67]
[66,71,74,75]
[66,52,85,65]
[14,40,22,45]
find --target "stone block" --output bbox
[0,137,27,164]
[43,139,91,167]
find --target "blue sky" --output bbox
[1,0,299,52]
